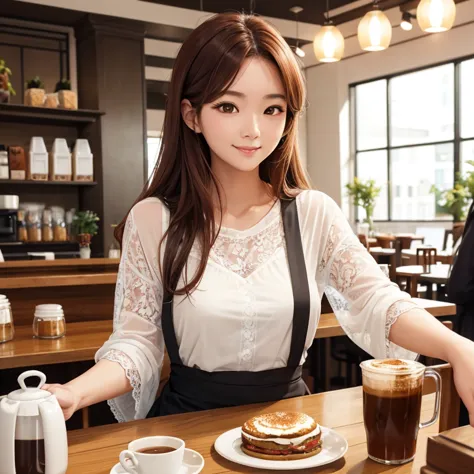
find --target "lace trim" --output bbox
[210,217,285,278]
[385,301,420,356]
[115,213,162,327]
[102,349,141,423]
[238,282,258,369]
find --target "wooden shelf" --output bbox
[0,103,104,125]
[0,179,97,186]
[0,272,117,289]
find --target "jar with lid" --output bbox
[17,210,28,243]
[0,295,14,343]
[32,304,66,339]
[108,224,121,258]
[42,209,53,242]
[27,210,42,242]
[53,212,67,242]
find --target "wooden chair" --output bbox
[417,247,437,272]
[358,234,369,250]
[422,363,460,433]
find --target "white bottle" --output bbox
[28,137,48,181]
[72,139,93,182]
[50,139,72,181]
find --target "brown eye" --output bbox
[265,106,284,115]
[217,103,237,113]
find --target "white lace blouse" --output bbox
[95,190,420,422]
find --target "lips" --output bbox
[234,146,261,151]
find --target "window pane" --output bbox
[460,59,474,138]
[147,137,161,179]
[461,140,474,175]
[355,80,387,151]
[390,64,454,146]
[391,143,454,220]
[356,150,388,220]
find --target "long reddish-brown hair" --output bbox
[116,12,310,297]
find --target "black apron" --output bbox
[147,198,311,417]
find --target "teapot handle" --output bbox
[18,370,47,390]
[0,397,20,474]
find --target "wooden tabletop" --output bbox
[66,387,439,473]
[396,264,451,283]
[0,299,455,370]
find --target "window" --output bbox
[352,58,474,221]
[147,136,162,180]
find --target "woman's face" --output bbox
[194,57,288,173]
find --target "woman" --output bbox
[448,200,474,426]
[45,12,474,426]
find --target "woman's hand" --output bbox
[42,383,81,421]
[447,338,474,427]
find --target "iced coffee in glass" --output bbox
[360,359,441,465]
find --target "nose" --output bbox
[240,113,260,140]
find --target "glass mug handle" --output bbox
[420,368,442,429]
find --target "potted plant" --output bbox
[55,78,77,110]
[346,177,381,232]
[24,76,45,107]
[432,182,471,244]
[0,59,16,103]
[72,210,100,259]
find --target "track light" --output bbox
[400,11,416,31]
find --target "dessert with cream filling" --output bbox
[241,412,322,460]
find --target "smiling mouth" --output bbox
[233,146,261,153]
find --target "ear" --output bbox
[181,99,202,133]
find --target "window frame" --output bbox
[350,53,474,223]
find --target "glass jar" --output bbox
[17,210,28,243]
[42,209,53,242]
[53,212,67,242]
[32,304,66,339]
[0,295,14,343]
[108,224,121,258]
[27,210,42,242]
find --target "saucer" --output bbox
[110,448,204,474]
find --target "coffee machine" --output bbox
[0,195,19,242]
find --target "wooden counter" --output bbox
[0,299,455,370]
[67,387,440,473]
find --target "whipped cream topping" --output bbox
[242,425,321,446]
[250,413,315,437]
[361,359,423,375]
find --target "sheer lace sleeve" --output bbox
[95,198,165,422]
[319,196,419,359]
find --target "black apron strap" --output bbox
[161,290,183,365]
[281,198,311,368]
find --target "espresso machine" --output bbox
[0,195,19,243]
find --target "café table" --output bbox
[395,233,425,250]
[396,264,451,298]
[401,249,454,266]
[67,385,440,473]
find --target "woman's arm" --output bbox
[390,308,474,427]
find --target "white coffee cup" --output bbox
[119,436,185,474]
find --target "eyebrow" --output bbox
[223,90,286,100]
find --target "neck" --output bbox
[210,158,273,216]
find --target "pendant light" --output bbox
[313,0,345,63]
[417,0,456,33]
[289,6,305,58]
[358,1,392,51]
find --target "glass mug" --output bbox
[360,359,441,465]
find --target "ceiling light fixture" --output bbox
[400,11,416,31]
[358,0,392,51]
[289,6,305,58]
[417,0,456,33]
[312,0,345,63]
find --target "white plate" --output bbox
[214,426,348,471]
[110,448,204,474]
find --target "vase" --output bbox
[80,246,91,259]
[24,88,46,107]
[58,90,78,110]
[0,89,10,104]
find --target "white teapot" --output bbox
[0,370,68,474]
